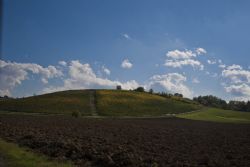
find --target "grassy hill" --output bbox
[177,108,250,123]
[0,89,201,117]
[96,90,201,116]
[0,90,92,115]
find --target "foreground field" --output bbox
[178,108,250,123]
[0,139,73,167]
[0,114,250,167]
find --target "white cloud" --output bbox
[43,60,139,94]
[226,64,243,70]
[222,65,250,84]
[166,50,196,59]
[146,73,192,98]
[219,64,226,68]
[225,84,250,97]
[195,48,207,55]
[0,60,63,96]
[207,59,216,64]
[122,33,131,40]
[222,64,250,100]
[102,66,111,75]
[192,78,200,84]
[121,59,133,69]
[58,61,67,66]
[164,59,204,70]
[164,48,205,70]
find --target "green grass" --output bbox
[0,90,91,115]
[0,89,201,117]
[177,107,250,123]
[96,90,201,116]
[0,138,73,167]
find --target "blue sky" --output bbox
[1,0,250,101]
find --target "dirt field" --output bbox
[0,115,250,167]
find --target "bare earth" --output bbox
[0,114,250,167]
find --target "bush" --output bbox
[134,87,145,92]
[71,110,81,118]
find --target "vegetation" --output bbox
[134,87,145,92]
[193,95,227,109]
[96,90,201,116]
[0,90,92,115]
[193,95,250,112]
[178,108,250,123]
[0,138,73,167]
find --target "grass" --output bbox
[0,89,201,117]
[0,138,73,167]
[177,107,250,123]
[0,90,92,115]
[96,90,201,116]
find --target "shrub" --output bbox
[71,110,81,118]
[134,87,145,92]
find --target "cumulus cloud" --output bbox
[166,50,196,59]
[226,64,243,70]
[121,59,133,69]
[164,59,204,70]
[195,48,207,55]
[59,61,67,66]
[207,59,216,65]
[43,60,139,94]
[222,64,250,100]
[219,64,226,68]
[102,66,111,75]
[164,48,205,70]
[222,65,250,84]
[0,60,63,96]
[146,73,192,98]
[225,84,250,97]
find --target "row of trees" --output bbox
[116,85,183,97]
[117,85,250,112]
[193,95,250,112]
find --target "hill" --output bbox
[0,89,201,116]
[96,90,200,116]
[0,90,92,115]
[177,108,250,123]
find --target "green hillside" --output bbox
[0,90,92,115]
[96,90,201,116]
[178,108,250,123]
[0,89,201,117]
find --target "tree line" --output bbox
[193,95,250,112]
[117,85,250,112]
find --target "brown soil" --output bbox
[0,114,250,167]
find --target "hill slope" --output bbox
[96,90,200,116]
[178,108,250,123]
[0,89,201,116]
[0,90,92,115]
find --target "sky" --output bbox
[1,0,250,101]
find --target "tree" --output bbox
[174,93,183,98]
[149,88,154,94]
[193,95,227,109]
[134,87,145,92]
[116,85,122,90]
